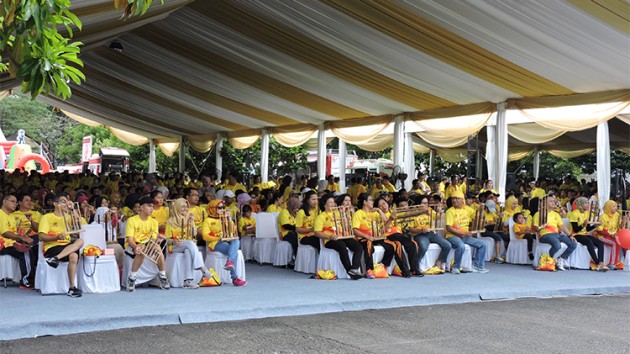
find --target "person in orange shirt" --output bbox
[512,212,535,260]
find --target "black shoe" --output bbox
[528,253,534,261]
[46,257,59,268]
[67,287,82,298]
[411,270,424,277]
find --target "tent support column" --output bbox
[429,149,435,176]
[496,102,508,203]
[178,136,185,173]
[215,133,223,179]
[149,139,156,173]
[317,124,326,180]
[260,129,269,183]
[404,132,414,191]
[596,121,610,210]
[533,146,540,180]
[338,139,347,192]
[393,115,404,170]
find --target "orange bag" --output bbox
[372,263,390,278]
[536,253,556,271]
[199,268,222,287]
[391,264,403,277]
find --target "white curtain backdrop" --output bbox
[596,122,610,210]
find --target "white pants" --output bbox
[171,240,204,280]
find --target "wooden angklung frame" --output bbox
[63,202,85,241]
[469,205,486,234]
[218,209,238,242]
[137,231,164,264]
[331,205,355,239]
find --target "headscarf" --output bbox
[575,197,589,212]
[206,199,224,218]
[167,198,188,227]
[504,196,518,215]
[603,200,616,216]
[450,190,464,199]
[237,192,251,212]
[286,197,301,215]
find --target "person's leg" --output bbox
[213,241,236,279]
[378,240,395,267]
[53,239,84,260]
[481,231,501,260]
[428,233,451,267]
[0,247,29,286]
[588,236,606,268]
[523,234,535,253]
[574,235,599,263]
[325,240,352,271]
[359,240,374,271]
[557,234,577,260]
[343,239,363,270]
[446,237,464,270]
[540,234,562,259]
[463,236,487,269]
[389,234,419,272]
[67,251,79,288]
[300,236,321,251]
[600,236,619,267]
[283,232,298,257]
[413,234,430,263]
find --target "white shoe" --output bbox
[183,279,199,289]
[556,258,565,271]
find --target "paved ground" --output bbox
[3,295,629,353]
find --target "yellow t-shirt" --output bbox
[224,183,247,193]
[12,209,42,236]
[597,213,619,235]
[530,188,546,199]
[383,183,397,193]
[39,213,73,252]
[411,210,437,231]
[277,209,295,239]
[189,205,205,229]
[201,217,235,251]
[325,182,340,193]
[568,210,590,235]
[533,210,563,236]
[314,211,335,244]
[125,215,159,244]
[444,184,462,201]
[351,209,380,237]
[266,204,283,213]
[151,206,169,228]
[239,216,256,236]
[445,207,470,238]
[295,209,316,239]
[0,209,17,248]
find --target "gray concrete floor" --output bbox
[3,294,629,353]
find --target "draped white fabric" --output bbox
[597,122,610,210]
[260,130,270,182]
[486,125,496,187]
[518,101,630,131]
[411,113,492,148]
[507,123,566,144]
[317,124,326,180]
[393,116,404,167]
[495,103,509,203]
[533,149,540,180]
[338,139,347,192]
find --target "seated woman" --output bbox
[479,179,498,195]
[266,192,284,213]
[596,200,623,270]
[38,193,85,297]
[352,193,399,279]
[408,196,451,271]
[314,194,363,280]
[569,197,608,271]
[375,196,421,276]
[481,199,509,263]
[277,197,303,261]
[295,191,322,252]
[533,195,577,271]
[165,198,212,288]
[202,200,246,286]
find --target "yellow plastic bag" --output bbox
[373,263,390,278]
[423,266,445,275]
[315,269,337,280]
[536,253,556,271]
[199,268,222,287]
[391,264,403,277]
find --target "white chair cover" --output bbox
[533,241,568,267]
[479,235,506,261]
[78,255,120,293]
[253,212,280,264]
[35,254,77,295]
[447,244,473,272]
[566,243,593,269]
[294,244,318,274]
[419,243,443,272]
[505,219,530,265]
[371,245,396,274]
[273,240,293,266]
[80,224,106,252]
[166,252,203,287]
[316,239,352,279]
[0,255,21,286]
[624,250,629,272]
[122,248,160,287]
[240,235,255,260]
[204,250,246,284]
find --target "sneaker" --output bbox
[451,268,461,274]
[474,266,489,273]
[411,270,424,277]
[347,268,363,280]
[46,257,59,269]
[159,276,170,290]
[496,257,505,264]
[67,287,82,298]
[183,279,199,289]
[366,270,375,279]
[232,277,247,286]
[528,252,534,261]
[608,264,617,271]
[224,260,235,271]
[126,276,136,292]
[469,267,479,273]
[19,280,34,290]
[597,265,609,272]
[556,258,565,271]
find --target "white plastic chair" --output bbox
[240,235,255,261]
[36,253,78,295]
[204,250,246,283]
[533,240,568,267]
[294,244,318,274]
[316,239,353,279]
[273,240,293,267]
[78,254,120,293]
[253,213,278,264]
[446,243,473,272]
[0,255,21,287]
[505,219,530,265]
[566,243,593,269]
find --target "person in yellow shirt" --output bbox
[238,205,256,237]
[125,197,170,291]
[479,180,498,195]
[150,190,169,235]
[481,199,509,263]
[223,172,247,194]
[438,177,448,199]
[595,200,623,270]
[277,197,303,260]
[266,193,284,213]
[0,194,35,289]
[444,175,463,204]
[184,188,205,242]
[568,197,607,271]
[13,192,42,287]
[382,176,397,193]
[38,193,85,297]
[314,194,363,279]
[533,195,576,270]
[408,196,451,271]
[370,178,387,199]
[444,191,488,274]
[529,181,546,200]
[348,177,367,206]
[164,198,211,288]
[512,212,535,260]
[376,197,420,276]
[325,174,340,193]
[295,191,320,251]
[202,200,246,287]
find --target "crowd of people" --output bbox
[0,169,628,297]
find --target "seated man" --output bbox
[125,197,170,291]
[444,191,488,274]
[0,193,35,289]
[38,193,85,297]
